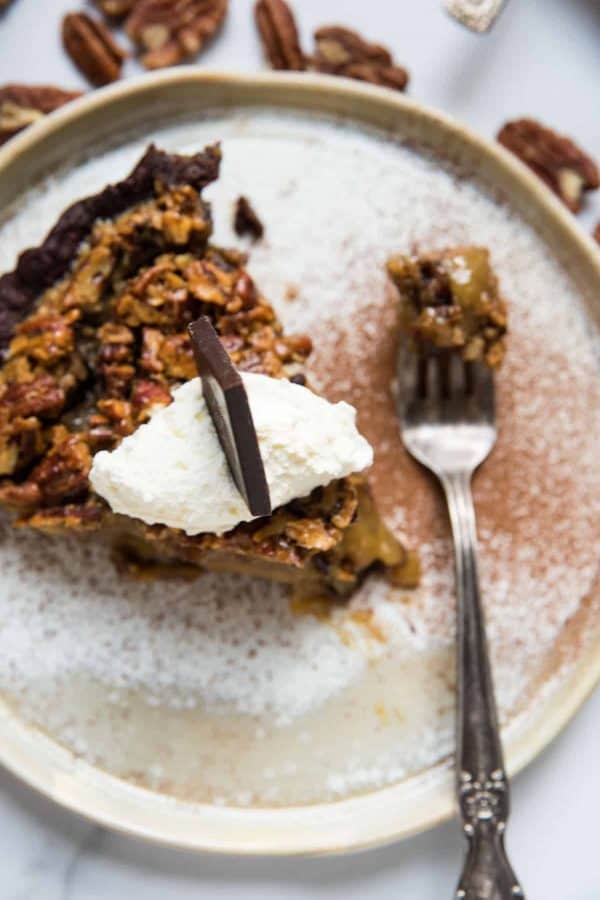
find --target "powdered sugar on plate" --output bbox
[0,111,597,806]
[0,525,363,723]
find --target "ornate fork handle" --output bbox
[442,472,524,900]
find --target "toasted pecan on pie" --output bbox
[387,246,508,368]
[0,145,418,597]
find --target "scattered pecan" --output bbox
[0,84,82,146]
[312,26,408,91]
[62,12,127,86]
[234,195,264,240]
[497,119,599,213]
[94,0,135,16]
[125,0,228,69]
[594,222,600,245]
[255,0,305,71]
[342,62,409,91]
[313,25,391,71]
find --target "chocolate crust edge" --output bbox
[0,142,222,359]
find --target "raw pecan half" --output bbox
[94,0,136,16]
[63,12,127,86]
[312,25,408,91]
[342,61,409,91]
[0,84,82,146]
[497,119,599,213]
[313,25,391,71]
[125,0,228,69]
[255,0,305,71]
[234,196,264,240]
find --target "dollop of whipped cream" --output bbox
[90,373,373,536]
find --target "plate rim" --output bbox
[0,68,598,856]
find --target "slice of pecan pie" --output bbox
[0,145,418,597]
[387,246,508,368]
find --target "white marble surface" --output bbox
[0,0,599,897]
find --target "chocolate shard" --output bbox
[188,316,271,519]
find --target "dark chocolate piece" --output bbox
[0,143,222,358]
[188,316,271,519]
[233,195,264,240]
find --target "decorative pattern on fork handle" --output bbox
[457,771,521,899]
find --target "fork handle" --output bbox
[442,472,524,900]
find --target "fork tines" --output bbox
[401,346,495,424]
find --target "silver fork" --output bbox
[397,347,524,900]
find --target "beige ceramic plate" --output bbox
[0,71,598,855]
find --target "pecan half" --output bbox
[497,119,599,213]
[125,0,228,69]
[594,222,600,246]
[234,196,264,240]
[313,25,391,71]
[62,12,127,86]
[342,61,409,91]
[312,25,408,91]
[255,0,305,71]
[94,0,136,16]
[0,84,82,146]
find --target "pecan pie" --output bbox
[387,246,508,368]
[0,145,418,597]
